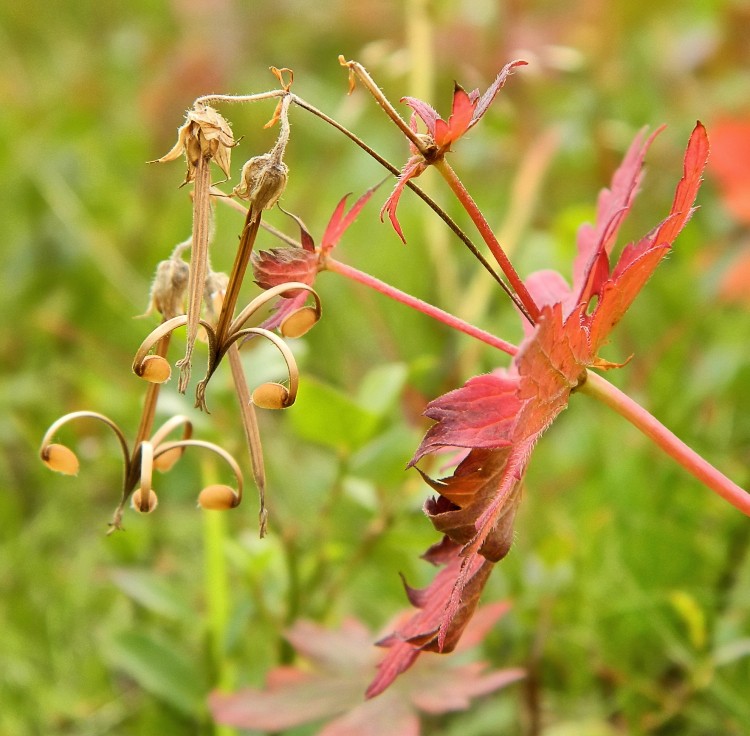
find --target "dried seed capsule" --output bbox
[198,484,239,510]
[252,382,290,409]
[144,257,189,320]
[280,306,319,338]
[233,154,288,212]
[131,488,159,513]
[41,443,80,475]
[138,355,172,384]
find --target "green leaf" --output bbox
[350,424,421,485]
[104,631,207,717]
[111,568,193,621]
[288,377,380,453]
[355,362,408,416]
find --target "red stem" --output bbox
[435,158,540,322]
[325,257,518,356]
[581,370,750,516]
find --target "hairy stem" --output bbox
[581,370,750,516]
[288,94,522,304]
[338,57,428,155]
[325,257,518,356]
[434,157,539,323]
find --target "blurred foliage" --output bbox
[2,0,750,734]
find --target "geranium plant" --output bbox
[40,57,748,711]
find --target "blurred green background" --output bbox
[2,0,750,734]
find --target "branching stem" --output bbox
[433,157,539,323]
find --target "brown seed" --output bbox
[252,382,290,409]
[153,447,183,473]
[41,443,80,475]
[131,488,159,513]
[139,355,172,384]
[198,484,239,510]
[280,306,319,338]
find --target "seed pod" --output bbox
[145,257,190,320]
[233,154,288,212]
[41,443,80,475]
[138,355,172,384]
[131,488,159,513]
[280,306,319,338]
[252,382,290,409]
[198,484,239,510]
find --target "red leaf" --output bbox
[469,60,527,129]
[410,372,522,464]
[589,122,709,348]
[572,127,662,307]
[210,611,521,728]
[402,60,526,151]
[367,539,497,697]
[322,184,381,254]
[386,61,525,240]
[380,156,428,242]
[401,96,440,135]
[252,246,318,290]
[401,122,709,672]
[433,84,475,148]
[515,303,590,438]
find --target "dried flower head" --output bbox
[153,104,236,183]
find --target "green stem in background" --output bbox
[325,257,518,356]
[581,370,750,516]
[201,457,238,736]
[434,157,540,323]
